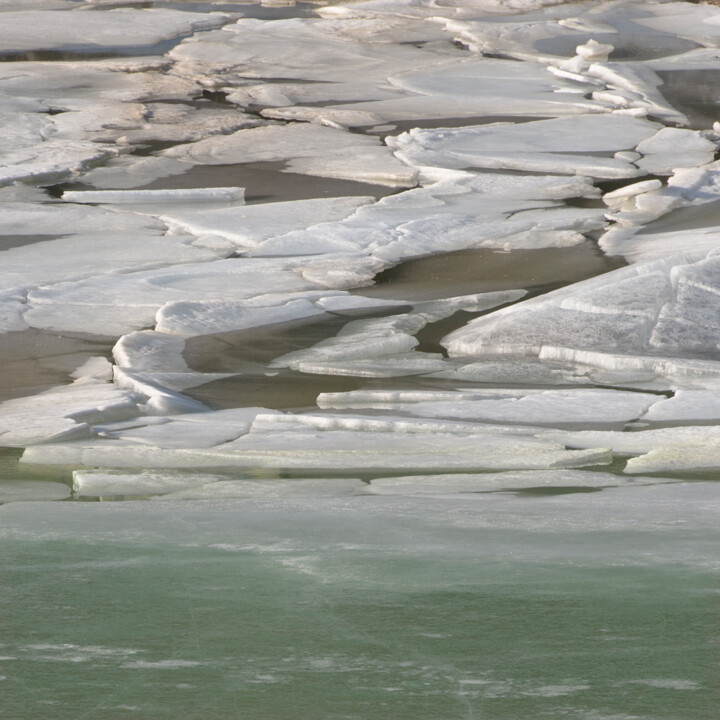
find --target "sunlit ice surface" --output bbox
[2,0,720,718]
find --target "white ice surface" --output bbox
[0,380,141,447]
[316,388,659,427]
[0,9,228,52]
[444,253,720,383]
[163,123,418,188]
[388,115,659,179]
[20,415,610,471]
[159,196,374,251]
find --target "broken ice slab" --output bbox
[0,330,115,403]
[365,469,673,495]
[633,127,716,176]
[315,387,659,428]
[600,161,720,243]
[0,229,221,299]
[248,181,606,262]
[641,390,720,424]
[162,123,418,188]
[159,196,374,251]
[22,254,382,337]
[262,55,605,127]
[61,187,246,204]
[625,444,720,475]
[0,9,228,53]
[20,416,611,472]
[0,138,121,187]
[0,380,141,448]
[388,115,660,179]
[98,407,280,448]
[270,291,523,372]
[443,253,720,373]
[446,3,703,63]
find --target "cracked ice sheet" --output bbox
[443,1,704,63]
[159,196,375,252]
[388,115,660,179]
[317,0,577,22]
[248,171,604,260]
[0,9,229,53]
[260,56,604,127]
[169,16,455,88]
[546,425,720,476]
[162,123,418,188]
[315,388,660,428]
[599,162,720,260]
[20,421,610,471]
[443,252,720,386]
[47,102,267,147]
[270,292,524,376]
[22,255,383,336]
[0,379,142,448]
[0,58,197,108]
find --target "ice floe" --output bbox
[162,123,418,188]
[389,115,661,179]
[0,9,229,53]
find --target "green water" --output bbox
[1,495,717,719]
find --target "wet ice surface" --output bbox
[3,0,720,718]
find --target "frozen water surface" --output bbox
[3,0,720,718]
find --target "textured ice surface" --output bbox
[163,123,418,188]
[389,115,659,178]
[0,379,141,447]
[0,9,228,52]
[444,253,720,386]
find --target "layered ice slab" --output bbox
[443,251,720,388]
[20,408,610,472]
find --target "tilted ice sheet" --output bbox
[0,379,142,447]
[163,123,418,188]
[443,253,720,380]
